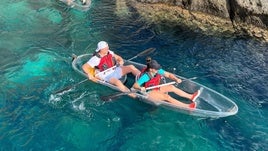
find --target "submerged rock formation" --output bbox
[127,0,268,42]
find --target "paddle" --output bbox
[100,76,203,101]
[53,79,88,94]
[100,90,138,102]
[145,81,176,90]
[53,48,156,94]
[101,81,176,101]
[127,48,156,61]
[52,67,114,94]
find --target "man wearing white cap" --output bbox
[82,41,140,93]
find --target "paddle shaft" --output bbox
[100,76,204,101]
[101,90,138,101]
[53,79,88,94]
[145,81,176,90]
[144,77,199,91]
[102,82,176,101]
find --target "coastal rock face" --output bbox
[230,0,268,27]
[187,0,230,18]
[132,0,268,42]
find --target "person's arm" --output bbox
[163,70,182,83]
[113,53,124,66]
[131,74,149,92]
[82,63,98,83]
[132,82,146,92]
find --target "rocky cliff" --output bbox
[127,0,268,42]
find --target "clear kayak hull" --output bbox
[72,54,238,118]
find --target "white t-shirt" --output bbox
[86,50,115,67]
[86,50,116,79]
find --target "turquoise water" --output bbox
[0,0,267,150]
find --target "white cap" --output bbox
[95,41,108,52]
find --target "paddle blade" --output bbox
[136,48,156,57]
[53,86,73,94]
[53,79,88,94]
[127,48,156,61]
[100,92,128,101]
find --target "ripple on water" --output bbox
[51,109,122,150]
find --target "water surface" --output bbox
[0,0,267,150]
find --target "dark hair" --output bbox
[146,57,152,64]
[145,57,151,71]
[146,57,161,70]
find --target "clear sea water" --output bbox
[0,0,268,150]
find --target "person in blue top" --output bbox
[132,57,200,109]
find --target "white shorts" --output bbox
[97,67,122,82]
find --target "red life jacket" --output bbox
[139,68,161,90]
[95,52,116,71]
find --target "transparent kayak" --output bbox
[59,0,91,11]
[72,54,238,118]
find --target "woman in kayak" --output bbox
[82,41,140,93]
[132,57,200,109]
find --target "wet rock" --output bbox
[129,0,268,42]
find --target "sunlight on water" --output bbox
[38,7,63,24]
[5,53,55,83]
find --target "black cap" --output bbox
[148,60,161,70]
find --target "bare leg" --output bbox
[148,91,190,108]
[121,65,140,76]
[109,78,128,92]
[109,78,135,98]
[160,85,192,100]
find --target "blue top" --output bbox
[137,69,165,86]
